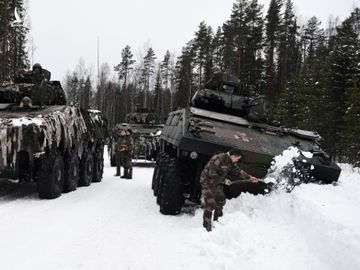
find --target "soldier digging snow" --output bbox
[200,148,258,232]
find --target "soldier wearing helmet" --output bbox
[124,128,134,179]
[32,63,44,84]
[30,63,46,106]
[115,129,127,177]
[114,127,134,179]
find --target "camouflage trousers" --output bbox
[201,182,226,231]
[116,151,133,177]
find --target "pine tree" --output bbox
[222,21,236,71]
[64,71,80,107]
[154,67,163,122]
[323,9,360,157]
[0,0,29,82]
[244,0,264,96]
[141,47,156,108]
[95,63,111,111]
[342,78,360,164]
[221,0,264,96]
[212,27,223,69]
[302,17,325,68]
[174,43,195,108]
[80,76,92,110]
[193,21,213,90]
[114,45,135,114]
[264,0,283,102]
[160,50,175,118]
[277,0,298,95]
[230,0,249,81]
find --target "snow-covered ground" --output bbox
[0,153,359,270]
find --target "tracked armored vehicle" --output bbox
[110,108,162,166]
[152,71,341,215]
[0,69,107,199]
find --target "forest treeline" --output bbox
[0,0,359,164]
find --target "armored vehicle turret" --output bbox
[0,66,108,199]
[152,69,341,215]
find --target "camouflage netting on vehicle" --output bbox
[0,107,105,169]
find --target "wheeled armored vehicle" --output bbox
[152,71,341,215]
[110,108,162,166]
[0,69,107,199]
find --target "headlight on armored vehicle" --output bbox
[190,151,198,159]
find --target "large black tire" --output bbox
[63,152,80,192]
[156,155,171,203]
[159,159,183,215]
[93,148,104,182]
[37,153,65,199]
[152,152,166,193]
[79,152,94,186]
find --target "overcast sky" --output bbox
[27,0,359,81]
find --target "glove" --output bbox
[224,178,232,186]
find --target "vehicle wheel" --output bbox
[152,152,165,192]
[37,152,65,199]
[93,147,104,182]
[156,155,171,202]
[159,159,183,215]
[79,152,94,186]
[63,152,80,192]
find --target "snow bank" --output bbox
[0,149,358,270]
[10,116,44,127]
[189,163,360,269]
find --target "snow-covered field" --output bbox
[0,153,359,270]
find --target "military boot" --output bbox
[213,210,223,221]
[203,220,212,232]
[126,168,132,179]
[121,169,128,179]
[203,211,213,232]
[114,166,120,176]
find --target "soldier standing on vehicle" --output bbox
[31,63,45,84]
[31,63,46,106]
[200,148,258,232]
[205,66,223,91]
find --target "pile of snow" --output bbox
[194,163,360,269]
[10,116,44,127]
[264,147,316,191]
[0,148,359,270]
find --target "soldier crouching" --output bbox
[200,148,258,232]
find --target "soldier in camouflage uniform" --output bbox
[30,63,46,106]
[115,130,126,176]
[200,148,258,232]
[123,129,134,179]
[205,66,223,91]
[115,129,134,179]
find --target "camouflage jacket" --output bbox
[200,153,251,187]
[116,136,134,153]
